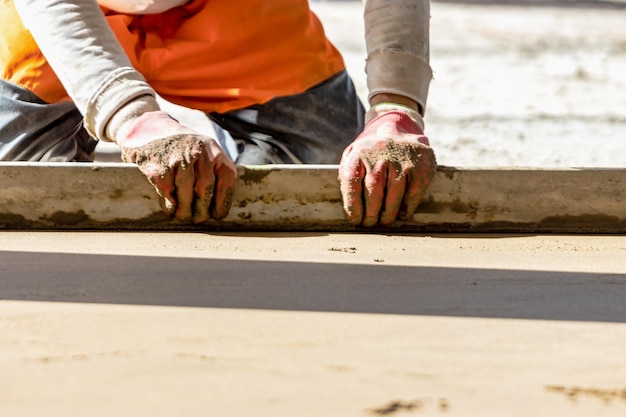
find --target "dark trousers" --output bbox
[0,70,364,164]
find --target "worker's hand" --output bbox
[116,111,236,223]
[338,105,436,227]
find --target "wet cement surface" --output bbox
[1,232,625,416]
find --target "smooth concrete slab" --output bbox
[1,232,625,416]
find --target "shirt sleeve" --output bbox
[97,0,188,14]
[364,0,432,114]
[14,0,156,139]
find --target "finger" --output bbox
[380,165,407,226]
[401,175,425,221]
[338,154,365,225]
[401,147,437,219]
[142,162,177,216]
[362,160,387,227]
[210,156,236,220]
[191,148,214,224]
[172,150,195,222]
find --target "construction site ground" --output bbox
[2,232,626,416]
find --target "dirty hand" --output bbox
[115,111,237,223]
[338,104,436,227]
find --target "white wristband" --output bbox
[365,102,425,131]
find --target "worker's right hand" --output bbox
[115,111,237,223]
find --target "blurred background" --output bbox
[312,0,626,167]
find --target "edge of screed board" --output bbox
[0,162,624,233]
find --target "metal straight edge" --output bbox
[0,162,624,233]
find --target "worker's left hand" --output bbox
[338,106,436,227]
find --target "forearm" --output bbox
[14,0,157,140]
[364,0,432,115]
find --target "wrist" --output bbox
[365,102,425,131]
[370,93,419,112]
[104,95,161,144]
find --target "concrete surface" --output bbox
[1,232,625,416]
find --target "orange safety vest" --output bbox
[0,0,345,113]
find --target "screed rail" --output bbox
[0,163,624,232]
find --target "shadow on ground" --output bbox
[2,251,625,323]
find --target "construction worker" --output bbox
[0,0,435,227]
